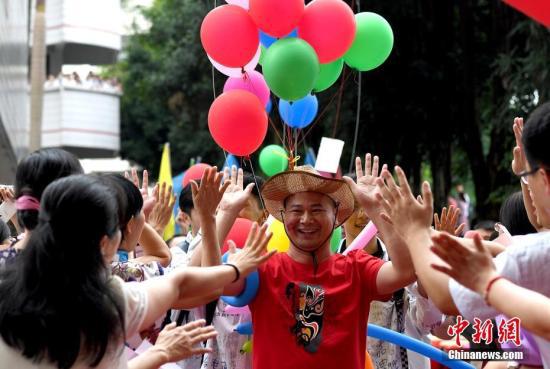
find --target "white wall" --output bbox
[42,87,120,151]
[46,0,122,50]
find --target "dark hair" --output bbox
[522,102,550,169]
[15,148,83,230]
[97,174,143,234]
[0,220,10,243]
[473,220,496,231]
[499,192,537,236]
[0,175,124,368]
[243,172,265,202]
[179,181,198,215]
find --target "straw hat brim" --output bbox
[261,171,355,227]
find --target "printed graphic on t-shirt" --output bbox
[286,282,325,353]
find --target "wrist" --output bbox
[145,346,170,366]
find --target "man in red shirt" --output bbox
[225,158,416,369]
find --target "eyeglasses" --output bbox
[517,166,540,185]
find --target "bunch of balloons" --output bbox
[201,0,394,155]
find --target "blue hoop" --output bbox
[368,324,475,369]
[220,251,260,307]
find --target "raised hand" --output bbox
[218,166,255,214]
[190,166,229,219]
[343,153,385,212]
[148,182,176,235]
[434,205,465,236]
[430,232,498,295]
[153,320,217,362]
[376,166,433,238]
[227,222,274,277]
[125,168,156,219]
[512,117,527,176]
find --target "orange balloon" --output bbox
[365,352,375,369]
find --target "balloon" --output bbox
[263,38,320,101]
[266,98,272,113]
[208,90,268,156]
[278,94,318,129]
[259,145,288,177]
[209,45,261,77]
[240,340,253,354]
[223,71,270,107]
[260,29,299,48]
[249,0,304,37]
[266,218,290,252]
[225,0,248,10]
[259,31,277,48]
[367,324,475,369]
[330,227,342,253]
[225,305,251,315]
[314,58,344,92]
[258,45,267,66]
[344,12,394,72]
[297,0,356,63]
[221,252,259,307]
[200,5,259,68]
[223,154,240,170]
[234,321,253,335]
[222,218,253,254]
[182,163,212,188]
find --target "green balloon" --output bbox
[259,45,267,66]
[259,145,288,177]
[314,58,344,93]
[344,12,394,72]
[262,38,320,101]
[330,227,343,253]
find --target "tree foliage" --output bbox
[113,0,550,221]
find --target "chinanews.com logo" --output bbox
[445,315,524,362]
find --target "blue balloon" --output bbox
[266,98,272,114]
[220,251,260,307]
[223,154,239,170]
[367,324,475,369]
[234,321,253,335]
[278,94,318,129]
[259,31,277,48]
[260,29,298,48]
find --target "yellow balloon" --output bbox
[266,219,290,252]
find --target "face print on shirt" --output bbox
[286,282,325,353]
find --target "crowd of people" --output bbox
[0,101,548,369]
[44,71,122,94]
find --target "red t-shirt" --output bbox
[249,250,387,369]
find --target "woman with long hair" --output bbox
[0,175,273,368]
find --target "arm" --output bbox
[432,232,550,339]
[512,117,543,231]
[373,166,460,314]
[188,166,254,267]
[128,320,216,369]
[137,222,274,331]
[343,155,416,296]
[134,223,172,267]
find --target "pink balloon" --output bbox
[223,71,270,107]
[209,45,261,77]
[226,0,249,10]
[225,305,251,315]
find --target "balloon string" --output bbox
[247,157,266,211]
[348,70,362,174]
[297,70,354,147]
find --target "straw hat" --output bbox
[261,166,355,227]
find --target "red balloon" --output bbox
[200,5,259,68]
[222,218,253,253]
[297,0,356,63]
[249,0,304,37]
[182,163,212,188]
[208,90,268,156]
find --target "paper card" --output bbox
[314,137,344,174]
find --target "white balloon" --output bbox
[208,44,261,77]
[225,0,249,10]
